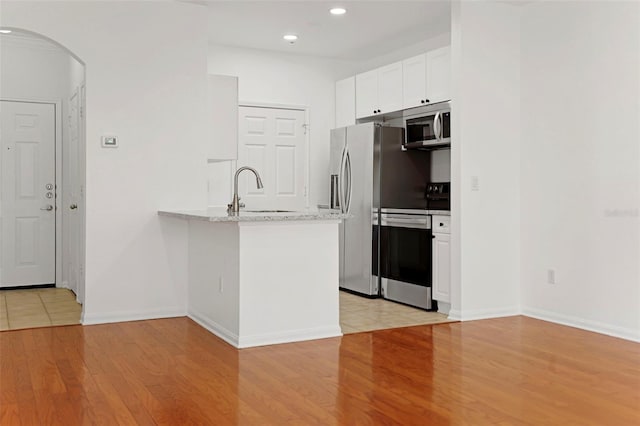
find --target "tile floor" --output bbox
[0,288,81,331]
[0,288,450,335]
[340,291,455,334]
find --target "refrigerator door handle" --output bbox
[338,145,348,214]
[330,175,339,209]
[345,148,353,214]
[433,112,441,143]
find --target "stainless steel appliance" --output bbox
[330,123,404,296]
[379,209,433,310]
[403,102,451,150]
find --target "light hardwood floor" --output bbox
[0,288,81,331]
[0,316,638,425]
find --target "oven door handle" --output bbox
[381,217,431,229]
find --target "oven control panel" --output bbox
[426,182,450,210]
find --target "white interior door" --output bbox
[1,101,56,287]
[237,106,307,210]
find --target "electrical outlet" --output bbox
[547,269,556,285]
[218,276,224,293]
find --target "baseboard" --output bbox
[448,306,520,321]
[188,309,240,348]
[522,307,640,343]
[0,283,55,291]
[188,309,342,349]
[81,307,186,325]
[237,325,343,349]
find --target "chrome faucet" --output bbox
[228,166,264,213]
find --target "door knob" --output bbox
[70,204,78,210]
[40,205,54,211]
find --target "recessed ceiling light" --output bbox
[283,34,298,42]
[330,7,347,15]
[0,30,12,34]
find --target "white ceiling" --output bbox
[188,1,452,61]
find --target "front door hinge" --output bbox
[302,123,309,135]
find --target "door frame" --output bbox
[1,97,62,288]
[237,101,311,209]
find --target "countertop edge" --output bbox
[158,210,349,222]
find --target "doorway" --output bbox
[236,105,309,210]
[0,29,86,330]
[0,101,56,286]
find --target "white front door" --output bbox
[237,106,307,210]
[1,101,56,287]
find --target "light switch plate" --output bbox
[471,175,480,191]
[101,135,118,148]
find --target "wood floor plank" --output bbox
[0,316,638,425]
[0,403,20,426]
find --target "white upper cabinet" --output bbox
[403,54,428,109]
[343,46,451,121]
[355,69,379,119]
[335,76,356,128]
[426,46,451,105]
[207,74,238,160]
[355,61,403,119]
[403,46,452,109]
[377,62,403,114]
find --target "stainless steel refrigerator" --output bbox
[330,123,405,296]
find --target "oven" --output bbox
[379,209,434,310]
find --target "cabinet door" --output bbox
[402,54,427,109]
[377,61,403,114]
[335,76,356,128]
[355,69,379,119]
[426,46,451,104]
[432,232,451,303]
[207,74,238,160]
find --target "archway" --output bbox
[0,27,86,330]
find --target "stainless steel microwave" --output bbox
[403,102,451,149]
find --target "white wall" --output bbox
[450,1,521,319]
[1,1,210,323]
[207,44,358,207]
[520,1,640,340]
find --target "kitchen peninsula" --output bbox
[158,209,348,348]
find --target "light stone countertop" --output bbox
[158,208,349,222]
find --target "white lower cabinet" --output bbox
[432,215,451,303]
